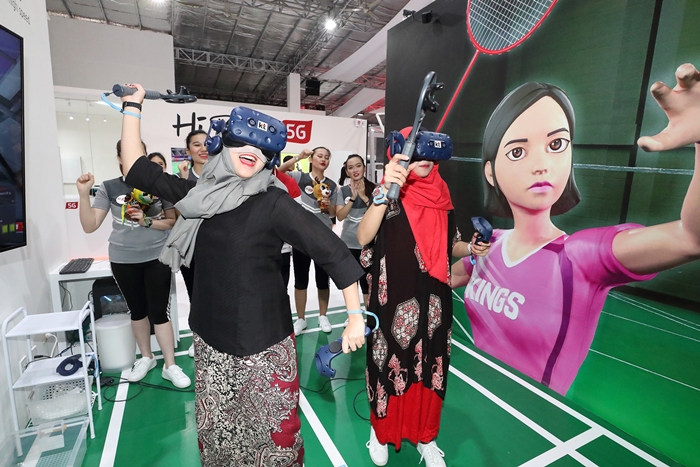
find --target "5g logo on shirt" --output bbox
[284,120,313,144]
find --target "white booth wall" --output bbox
[0,1,69,440]
[56,91,368,259]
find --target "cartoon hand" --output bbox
[470,232,491,257]
[638,63,700,152]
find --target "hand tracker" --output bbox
[469,216,493,266]
[314,312,379,378]
[471,216,493,244]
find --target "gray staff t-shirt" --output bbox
[288,172,343,229]
[93,177,174,264]
[339,185,369,250]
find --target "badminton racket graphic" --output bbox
[436,0,558,132]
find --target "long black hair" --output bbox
[482,82,580,218]
[339,154,375,199]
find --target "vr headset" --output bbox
[205,106,287,170]
[386,130,452,161]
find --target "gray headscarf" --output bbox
[160,148,286,270]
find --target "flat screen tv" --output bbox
[0,24,25,253]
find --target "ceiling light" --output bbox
[103,119,107,123]
[69,116,73,120]
[86,117,90,121]
[324,18,337,31]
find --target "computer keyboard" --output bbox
[59,258,94,274]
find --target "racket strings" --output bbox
[469,0,555,51]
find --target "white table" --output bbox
[48,260,179,350]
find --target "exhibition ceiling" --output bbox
[44,0,425,117]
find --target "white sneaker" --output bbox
[417,441,446,467]
[162,364,192,388]
[318,315,332,333]
[293,318,307,336]
[128,356,156,382]
[366,427,388,466]
[188,344,194,358]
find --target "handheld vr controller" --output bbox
[470,216,493,265]
[315,311,379,378]
[111,84,197,104]
[386,130,452,162]
[205,106,287,170]
[387,71,444,200]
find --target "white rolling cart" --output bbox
[1,301,102,449]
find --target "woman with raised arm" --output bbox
[451,64,700,396]
[76,141,189,389]
[116,84,365,467]
[356,130,488,467]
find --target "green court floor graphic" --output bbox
[81,291,698,466]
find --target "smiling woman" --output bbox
[113,83,367,467]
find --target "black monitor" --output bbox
[0,24,26,253]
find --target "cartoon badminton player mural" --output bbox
[451,63,700,395]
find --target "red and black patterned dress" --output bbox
[363,196,459,448]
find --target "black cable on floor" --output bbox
[99,376,195,403]
[300,377,363,395]
[353,388,370,423]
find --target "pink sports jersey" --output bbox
[461,224,655,395]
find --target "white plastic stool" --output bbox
[95,314,135,373]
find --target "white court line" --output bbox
[452,340,670,467]
[99,369,130,467]
[590,349,700,392]
[449,366,597,466]
[601,311,700,344]
[609,292,700,332]
[610,294,700,331]
[519,428,603,467]
[298,390,347,467]
[299,322,347,335]
[451,290,475,344]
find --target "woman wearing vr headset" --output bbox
[450,64,700,397]
[116,84,367,467]
[279,147,345,335]
[356,128,489,467]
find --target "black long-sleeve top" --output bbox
[126,156,363,356]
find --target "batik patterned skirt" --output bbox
[194,333,303,467]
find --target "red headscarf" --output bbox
[387,128,453,284]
